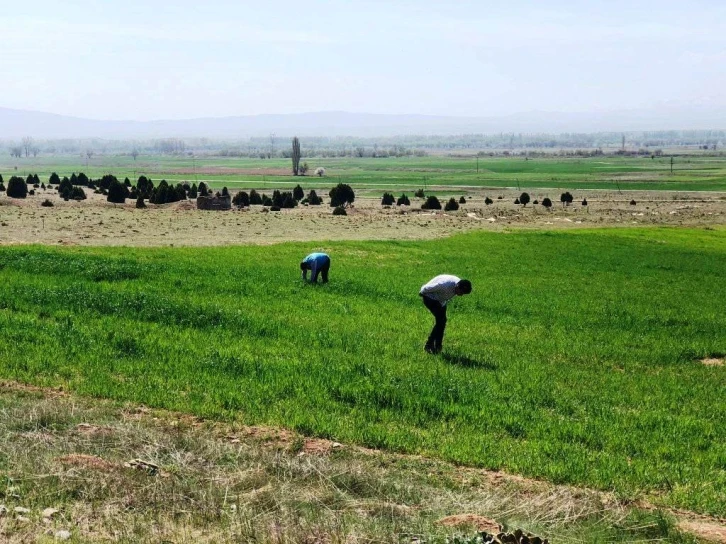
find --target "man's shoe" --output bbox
[424,344,435,354]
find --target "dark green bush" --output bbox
[232,191,250,207]
[397,194,410,206]
[307,190,322,205]
[421,195,441,210]
[485,197,493,205]
[542,197,553,208]
[519,192,531,207]
[250,189,262,205]
[444,198,459,211]
[332,206,347,216]
[459,196,466,204]
[329,183,355,207]
[7,176,28,198]
[381,192,395,206]
[41,199,54,207]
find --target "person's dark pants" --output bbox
[312,259,331,283]
[422,295,447,353]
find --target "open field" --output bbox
[0,229,724,525]
[0,187,724,246]
[4,154,726,192]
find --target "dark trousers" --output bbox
[422,295,447,352]
[312,260,330,283]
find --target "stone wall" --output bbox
[196,195,232,210]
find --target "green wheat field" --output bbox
[0,227,724,517]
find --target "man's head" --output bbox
[300,262,310,271]
[455,279,472,296]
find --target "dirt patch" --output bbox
[74,423,115,436]
[702,358,725,367]
[436,514,501,533]
[0,380,66,398]
[56,454,119,471]
[678,520,726,543]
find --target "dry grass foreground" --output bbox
[0,189,724,247]
[0,381,724,543]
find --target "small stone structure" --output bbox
[196,194,231,210]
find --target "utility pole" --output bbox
[270,133,276,158]
[476,156,479,174]
[670,156,674,174]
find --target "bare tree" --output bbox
[131,148,139,160]
[10,146,22,158]
[291,137,301,176]
[22,137,33,157]
[31,147,40,158]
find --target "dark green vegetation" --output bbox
[3,154,726,192]
[0,229,724,516]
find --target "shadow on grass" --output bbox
[441,352,497,370]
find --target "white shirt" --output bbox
[419,274,461,306]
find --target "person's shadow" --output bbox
[441,352,497,370]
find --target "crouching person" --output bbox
[301,252,331,283]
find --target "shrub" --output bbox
[414,188,425,198]
[560,192,574,206]
[582,198,588,206]
[136,196,146,209]
[533,199,539,205]
[249,189,262,205]
[188,183,198,199]
[381,192,395,206]
[7,176,28,198]
[497,196,503,200]
[262,195,273,206]
[485,197,493,205]
[519,192,531,207]
[459,196,466,204]
[329,183,355,207]
[307,189,322,205]
[107,180,128,204]
[315,167,325,177]
[282,194,297,208]
[137,175,154,197]
[270,205,281,211]
[421,195,442,210]
[397,194,410,206]
[542,197,553,209]
[221,187,229,197]
[332,206,347,216]
[514,198,520,205]
[293,184,304,201]
[199,182,209,197]
[299,162,309,175]
[630,199,637,206]
[444,198,459,211]
[71,187,86,200]
[0,183,5,192]
[232,191,250,207]
[41,199,54,207]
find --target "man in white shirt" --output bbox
[419,275,472,354]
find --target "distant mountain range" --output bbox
[1,106,725,140]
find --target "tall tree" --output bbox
[291,137,301,176]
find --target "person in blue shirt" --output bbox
[300,252,331,283]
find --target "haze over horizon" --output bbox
[2,0,725,125]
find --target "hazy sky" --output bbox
[2,0,725,121]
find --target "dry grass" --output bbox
[0,381,713,543]
[0,189,723,247]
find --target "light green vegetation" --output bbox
[0,228,724,517]
[3,154,726,192]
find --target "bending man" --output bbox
[419,274,472,354]
[301,252,331,283]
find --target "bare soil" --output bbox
[0,188,724,247]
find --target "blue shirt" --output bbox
[303,253,330,279]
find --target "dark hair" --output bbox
[300,262,308,271]
[457,279,472,294]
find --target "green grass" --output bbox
[0,228,724,516]
[3,154,726,191]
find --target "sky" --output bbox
[1,0,725,121]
